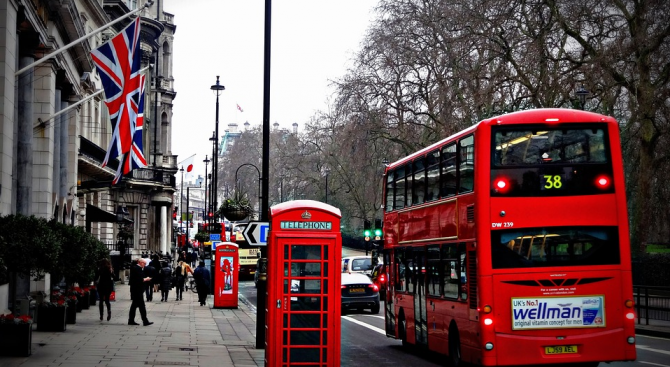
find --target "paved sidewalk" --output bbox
[1,283,264,367]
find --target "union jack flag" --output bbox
[91,17,147,184]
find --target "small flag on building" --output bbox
[179,154,196,181]
[237,104,244,113]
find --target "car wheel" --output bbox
[371,303,380,314]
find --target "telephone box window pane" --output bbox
[324,245,328,260]
[323,296,328,311]
[291,331,320,345]
[283,313,288,328]
[289,348,319,363]
[283,330,288,345]
[322,331,327,345]
[290,262,322,277]
[323,279,328,294]
[290,279,321,294]
[284,245,289,260]
[284,279,289,293]
[323,347,328,362]
[283,348,287,362]
[290,297,321,311]
[290,314,320,328]
[323,314,328,328]
[292,245,322,260]
[324,262,328,275]
[284,263,289,276]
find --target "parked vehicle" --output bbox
[341,272,380,314]
[370,263,387,299]
[341,255,380,276]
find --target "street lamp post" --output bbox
[576,85,589,110]
[208,132,216,228]
[210,76,225,225]
[235,163,262,217]
[324,167,330,204]
[203,155,210,226]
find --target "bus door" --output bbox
[384,250,395,337]
[413,251,428,348]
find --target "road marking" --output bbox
[359,314,385,320]
[637,344,670,356]
[342,316,386,335]
[639,361,670,367]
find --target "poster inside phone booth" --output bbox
[265,200,342,366]
[214,242,239,308]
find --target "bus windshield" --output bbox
[493,126,608,166]
[490,125,614,197]
[491,226,620,269]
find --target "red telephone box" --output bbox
[265,200,342,367]
[213,242,239,308]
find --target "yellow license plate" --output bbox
[545,345,578,354]
[349,288,365,293]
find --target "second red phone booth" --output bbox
[214,242,238,308]
[265,200,342,367]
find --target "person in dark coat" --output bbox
[95,258,115,321]
[193,261,211,306]
[144,260,156,302]
[158,261,173,302]
[128,258,153,326]
[149,255,161,294]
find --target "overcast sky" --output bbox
[162,0,377,178]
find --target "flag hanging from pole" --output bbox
[91,17,146,184]
[237,103,243,112]
[179,154,196,181]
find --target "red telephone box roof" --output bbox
[270,200,342,218]
[216,242,239,247]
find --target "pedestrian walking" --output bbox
[174,260,193,301]
[149,254,161,294]
[158,261,173,302]
[144,259,156,302]
[193,261,211,306]
[189,251,197,268]
[95,258,115,321]
[128,258,153,326]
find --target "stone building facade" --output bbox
[0,0,177,309]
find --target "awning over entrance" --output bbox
[85,204,133,232]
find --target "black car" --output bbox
[370,263,387,300]
[341,272,380,314]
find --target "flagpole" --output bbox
[15,1,155,77]
[37,90,104,125]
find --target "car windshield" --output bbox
[351,258,372,271]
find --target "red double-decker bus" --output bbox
[381,109,636,366]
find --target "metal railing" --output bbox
[633,285,670,324]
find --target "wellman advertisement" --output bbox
[511,296,606,330]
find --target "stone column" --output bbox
[52,88,61,221]
[16,56,34,216]
[161,205,168,254]
[59,99,68,223]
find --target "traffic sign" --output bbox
[210,233,221,241]
[243,221,269,246]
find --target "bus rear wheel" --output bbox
[448,325,461,367]
[399,317,410,348]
